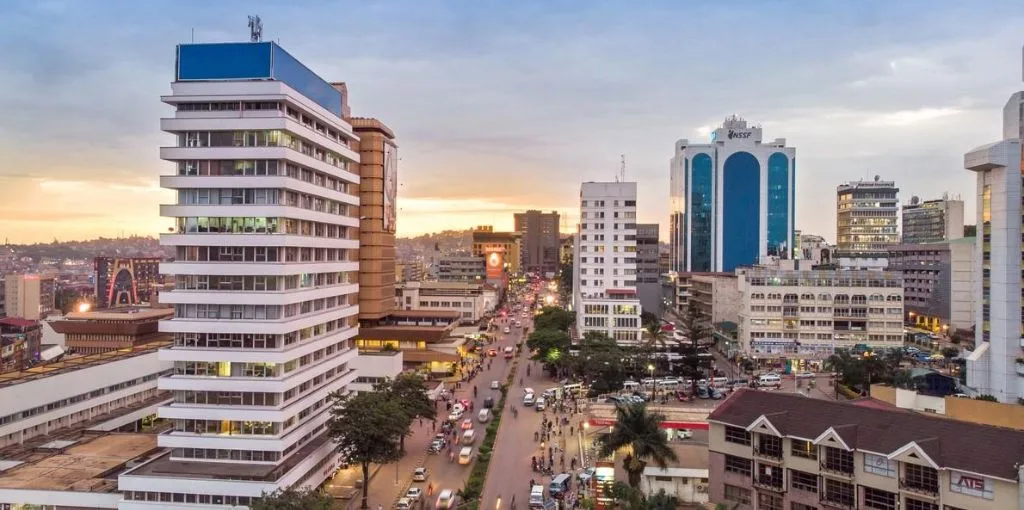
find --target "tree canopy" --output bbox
[373,372,436,452]
[329,391,407,508]
[533,306,574,332]
[250,488,332,510]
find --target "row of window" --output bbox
[746,275,903,288]
[750,292,902,303]
[173,294,351,321]
[176,159,353,196]
[178,130,350,170]
[0,371,167,426]
[172,316,357,350]
[174,245,350,263]
[581,200,636,207]
[173,216,351,238]
[175,101,350,147]
[174,337,349,379]
[174,272,352,292]
[176,188,352,216]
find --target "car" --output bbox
[448,409,463,421]
[490,380,500,390]
[452,402,466,413]
[487,349,498,357]
[674,428,693,440]
[795,371,815,379]
[458,399,471,409]
[461,419,474,430]
[397,498,412,510]
[428,439,443,453]
[406,488,424,502]
[504,327,511,334]
[413,467,428,482]
[535,397,546,411]
[458,446,474,465]
[577,467,596,484]
[709,388,724,400]
[436,489,456,509]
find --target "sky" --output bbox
[1,0,1023,244]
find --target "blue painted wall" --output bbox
[722,151,760,271]
[767,152,790,256]
[690,153,713,272]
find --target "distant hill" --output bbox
[5,236,171,261]
[396,229,474,261]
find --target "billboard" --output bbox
[383,142,398,233]
[485,248,505,279]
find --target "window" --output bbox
[791,439,817,459]
[863,487,897,510]
[723,455,752,476]
[722,484,750,506]
[905,499,938,510]
[789,469,817,493]
[757,434,783,458]
[724,425,751,445]
[864,453,896,478]
[903,464,939,494]
[791,504,816,510]
[822,479,854,507]
[757,493,783,510]
[821,446,854,474]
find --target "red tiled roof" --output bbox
[708,388,1024,480]
[0,317,38,328]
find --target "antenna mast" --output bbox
[248,15,263,42]
[620,154,626,182]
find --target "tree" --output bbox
[941,346,960,360]
[675,305,709,396]
[374,373,437,453]
[533,306,574,332]
[559,262,573,297]
[597,403,678,488]
[974,394,998,402]
[250,488,332,510]
[527,328,571,362]
[329,391,407,509]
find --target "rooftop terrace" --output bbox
[0,339,169,388]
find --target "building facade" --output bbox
[436,256,486,283]
[635,223,663,315]
[94,258,163,309]
[49,307,174,355]
[708,389,1024,510]
[471,226,522,277]
[514,210,561,275]
[737,259,904,371]
[836,177,900,256]
[395,281,497,324]
[690,273,740,333]
[0,317,41,371]
[887,239,975,334]
[573,182,643,344]
[3,274,55,320]
[963,89,1024,403]
[901,196,965,244]
[130,41,362,505]
[669,116,796,273]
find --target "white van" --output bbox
[758,374,782,388]
[461,429,476,445]
[523,393,536,407]
[529,485,545,509]
[622,380,640,391]
[477,409,491,423]
[655,378,679,390]
[710,377,728,387]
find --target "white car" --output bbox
[504,327,511,334]
[406,488,423,502]
[413,467,428,482]
[436,490,456,510]
[448,409,464,421]
[675,428,693,440]
[397,498,412,510]
[795,371,815,379]
[490,380,500,390]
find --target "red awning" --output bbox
[587,418,709,430]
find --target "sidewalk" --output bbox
[336,418,438,510]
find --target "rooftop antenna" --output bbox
[619,154,626,182]
[248,15,263,42]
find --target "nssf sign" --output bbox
[727,129,753,140]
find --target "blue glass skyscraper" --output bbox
[669,116,796,273]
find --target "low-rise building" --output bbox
[0,340,172,448]
[395,260,427,283]
[0,318,41,371]
[640,444,710,506]
[394,281,497,324]
[887,238,974,334]
[349,350,403,392]
[355,311,464,375]
[737,258,904,372]
[49,307,174,355]
[708,389,1024,510]
[436,256,486,283]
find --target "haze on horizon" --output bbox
[1,0,1022,244]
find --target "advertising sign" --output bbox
[950,472,993,499]
[383,143,398,233]
[485,249,505,279]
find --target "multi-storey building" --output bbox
[669,116,796,272]
[0,317,41,370]
[887,239,974,334]
[901,196,965,244]
[737,259,904,372]
[573,182,642,344]
[708,389,1024,510]
[635,223,662,315]
[394,281,497,323]
[514,210,561,275]
[963,89,1024,404]
[121,41,362,505]
[471,226,522,277]
[3,274,55,320]
[436,256,486,283]
[94,258,163,309]
[690,273,740,336]
[395,260,427,283]
[49,307,173,355]
[836,177,900,256]
[560,235,574,266]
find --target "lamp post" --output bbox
[648,364,656,401]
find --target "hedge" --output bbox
[459,361,518,505]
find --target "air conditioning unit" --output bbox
[696,484,707,493]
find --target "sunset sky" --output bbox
[1,1,1023,244]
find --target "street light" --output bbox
[648,364,656,401]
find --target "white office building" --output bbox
[573,182,643,345]
[669,116,796,273]
[962,89,1024,404]
[118,41,362,507]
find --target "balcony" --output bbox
[819,460,854,479]
[751,474,785,492]
[753,446,784,462]
[819,496,855,510]
[899,479,939,498]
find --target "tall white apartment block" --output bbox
[117,42,361,507]
[573,182,643,345]
[962,89,1024,404]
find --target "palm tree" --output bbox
[597,403,679,488]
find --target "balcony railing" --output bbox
[819,460,854,478]
[899,479,939,498]
[819,496,855,510]
[752,475,785,492]
[754,447,784,462]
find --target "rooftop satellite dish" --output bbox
[874,175,880,182]
[911,196,920,205]
[248,15,263,42]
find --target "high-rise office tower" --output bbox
[573,182,643,344]
[514,210,561,275]
[127,41,361,502]
[669,116,796,273]
[901,195,965,244]
[634,223,662,314]
[836,177,900,256]
[963,88,1024,403]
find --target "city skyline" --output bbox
[2,1,1024,244]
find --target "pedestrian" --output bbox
[570,426,574,436]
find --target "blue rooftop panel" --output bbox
[175,42,342,117]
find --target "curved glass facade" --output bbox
[690,153,713,272]
[767,152,790,256]
[722,152,760,271]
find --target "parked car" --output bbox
[577,467,596,484]
[397,498,412,510]
[406,488,424,502]
[413,467,428,482]
[491,380,500,389]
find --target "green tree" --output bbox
[526,328,571,362]
[533,306,574,332]
[374,373,437,453]
[329,391,407,509]
[250,488,332,510]
[559,262,573,297]
[597,403,678,488]
[675,305,709,395]
[974,394,998,402]
[645,489,680,510]
[573,332,628,395]
[941,346,960,360]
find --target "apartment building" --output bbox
[887,238,974,334]
[901,196,965,244]
[636,223,662,315]
[0,318,41,371]
[514,210,561,275]
[573,182,643,344]
[708,389,1024,510]
[3,274,56,320]
[395,281,497,323]
[436,256,486,283]
[737,259,904,371]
